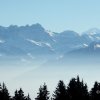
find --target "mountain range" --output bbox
[0,23,100,61]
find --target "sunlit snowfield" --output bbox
[0,56,100,99]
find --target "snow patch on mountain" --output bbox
[70,45,83,49]
[88,35,94,40]
[45,30,54,36]
[27,39,43,46]
[96,37,100,40]
[94,44,100,48]
[84,28,100,34]
[44,42,52,48]
[83,44,88,47]
[89,32,97,35]
[0,40,5,43]
[26,39,53,50]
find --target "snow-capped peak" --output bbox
[84,28,100,35]
[45,30,54,36]
[89,32,97,35]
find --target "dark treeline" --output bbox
[1,76,100,100]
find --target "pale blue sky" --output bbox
[0,0,100,33]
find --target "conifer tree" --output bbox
[67,76,89,100]
[0,82,10,100]
[90,81,100,100]
[35,83,49,100]
[13,90,18,100]
[25,94,31,100]
[52,80,68,100]
[0,83,2,99]
[13,88,25,100]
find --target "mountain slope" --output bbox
[0,24,100,60]
[0,24,55,56]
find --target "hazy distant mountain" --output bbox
[0,24,54,57]
[0,24,100,60]
[67,41,100,58]
[52,30,82,54]
[81,28,100,43]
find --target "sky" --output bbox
[0,0,100,33]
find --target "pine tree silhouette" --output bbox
[52,80,68,100]
[67,76,89,100]
[13,88,25,100]
[25,94,31,100]
[35,83,50,100]
[13,90,18,100]
[90,81,100,100]
[0,82,10,100]
[2,76,100,100]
